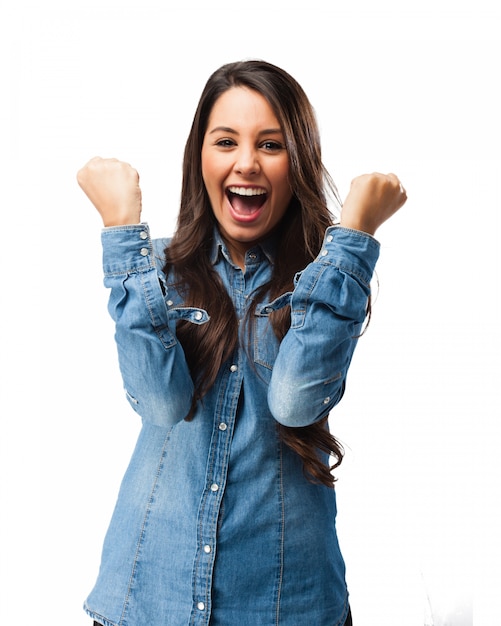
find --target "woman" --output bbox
[77,59,406,626]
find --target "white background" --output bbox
[1,0,499,624]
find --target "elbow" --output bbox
[268,377,346,428]
[124,387,192,427]
[269,396,318,427]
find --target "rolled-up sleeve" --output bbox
[267,226,380,427]
[102,224,207,426]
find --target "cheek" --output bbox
[201,146,215,185]
[201,161,225,217]
[200,153,210,190]
[272,160,291,193]
[201,157,225,200]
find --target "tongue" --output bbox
[229,193,265,215]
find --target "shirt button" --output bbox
[326,234,333,243]
[248,253,257,260]
[219,422,227,431]
[320,249,328,256]
[323,396,331,405]
[140,247,149,256]
[210,483,219,492]
[166,300,173,307]
[197,602,205,611]
[203,544,211,553]
[139,230,148,240]
[194,311,203,321]
[230,364,238,372]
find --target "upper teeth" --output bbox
[228,186,267,196]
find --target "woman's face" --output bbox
[201,86,292,268]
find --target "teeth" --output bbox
[228,186,267,197]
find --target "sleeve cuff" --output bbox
[314,225,381,287]
[101,223,155,276]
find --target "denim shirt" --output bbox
[84,224,380,626]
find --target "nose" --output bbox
[234,145,260,176]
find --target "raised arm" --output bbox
[77,158,202,426]
[268,173,406,427]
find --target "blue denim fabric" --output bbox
[84,224,379,626]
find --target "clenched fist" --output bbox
[77,157,142,226]
[341,173,407,235]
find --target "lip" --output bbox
[225,184,268,224]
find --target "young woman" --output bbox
[77,59,406,626]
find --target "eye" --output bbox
[215,138,236,148]
[260,140,285,152]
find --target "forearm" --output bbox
[102,225,206,426]
[267,226,380,427]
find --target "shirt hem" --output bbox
[83,604,119,626]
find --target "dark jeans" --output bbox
[344,606,353,625]
[94,608,353,625]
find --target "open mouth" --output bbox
[226,186,268,217]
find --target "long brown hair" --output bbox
[165,60,356,487]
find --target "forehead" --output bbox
[207,87,281,131]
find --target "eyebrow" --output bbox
[208,126,283,136]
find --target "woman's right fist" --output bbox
[77,157,142,226]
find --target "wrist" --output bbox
[339,216,377,236]
[101,211,142,227]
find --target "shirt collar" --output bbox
[209,227,276,267]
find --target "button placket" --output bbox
[190,348,242,625]
[190,255,247,625]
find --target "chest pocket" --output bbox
[253,291,291,377]
[252,313,279,374]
